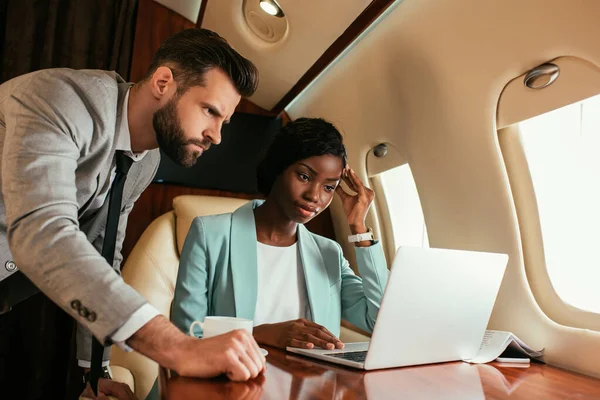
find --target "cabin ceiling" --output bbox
[199,0,376,110]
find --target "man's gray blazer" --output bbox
[0,69,160,359]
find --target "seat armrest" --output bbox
[110,365,135,392]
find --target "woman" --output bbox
[172,117,389,351]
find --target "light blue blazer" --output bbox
[172,200,390,337]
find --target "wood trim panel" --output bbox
[195,0,209,27]
[122,183,335,262]
[122,184,256,261]
[341,320,372,338]
[129,0,281,115]
[236,98,278,116]
[271,0,396,113]
[129,0,195,83]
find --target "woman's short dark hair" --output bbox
[257,118,347,196]
[145,28,259,97]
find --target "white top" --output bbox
[253,242,311,326]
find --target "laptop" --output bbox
[287,246,508,370]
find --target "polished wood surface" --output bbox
[271,0,397,113]
[164,347,600,399]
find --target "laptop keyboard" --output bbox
[327,351,368,363]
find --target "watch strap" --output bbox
[348,227,374,243]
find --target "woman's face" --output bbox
[272,154,344,224]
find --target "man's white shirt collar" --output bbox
[116,88,148,162]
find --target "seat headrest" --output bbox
[172,195,250,254]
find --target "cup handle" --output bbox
[189,320,204,337]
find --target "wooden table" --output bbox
[164,346,600,399]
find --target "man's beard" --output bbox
[153,97,210,168]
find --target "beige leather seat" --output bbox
[109,194,369,399]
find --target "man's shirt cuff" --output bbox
[111,303,161,352]
[78,359,110,368]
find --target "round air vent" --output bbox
[242,0,289,44]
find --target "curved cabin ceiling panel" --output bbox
[287,0,600,378]
[201,0,372,110]
[154,0,203,23]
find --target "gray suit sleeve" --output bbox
[76,200,136,363]
[76,157,159,362]
[1,77,148,344]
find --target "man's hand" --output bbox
[253,319,344,350]
[126,316,266,382]
[177,329,266,381]
[79,378,137,400]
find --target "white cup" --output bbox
[189,316,253,338]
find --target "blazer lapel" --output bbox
[79,81,133,217]
[297,225,330,326]
[230,201,261,320]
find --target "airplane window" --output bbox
[379,164,429,249]
[519,93,600,314]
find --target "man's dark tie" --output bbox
[90,150,134,395]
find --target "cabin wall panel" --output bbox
[129,0,195,83]
[287,0,600,378]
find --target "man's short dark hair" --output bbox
[146,28,258,97]
[257,118,348,196]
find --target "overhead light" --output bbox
[259,0,284,17]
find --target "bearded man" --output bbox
[0,28,265,400]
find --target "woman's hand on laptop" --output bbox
[253,319,344,350]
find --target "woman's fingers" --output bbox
[290,333,333,350]
[306,334,336,350]
[301,320,339,339]
[284,320,346,350]
[295,320,344,349]
[289,338,315,349]
[310,328,344,348]
[341,168,370,201]
[347,168,366,195]
[348,168,375,205]
[335,185,351,202]
[341,173,359,193]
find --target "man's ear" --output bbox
[150,66,176,100]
